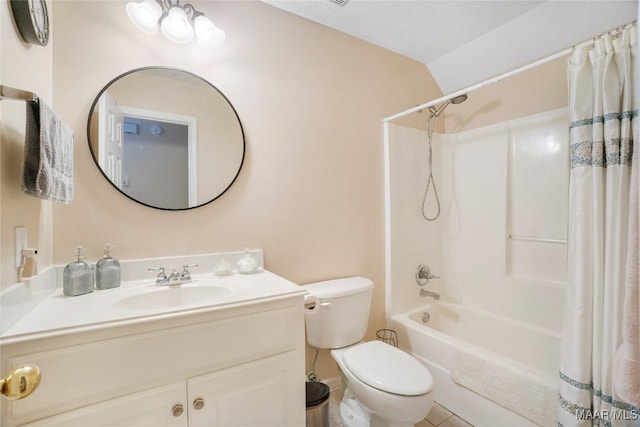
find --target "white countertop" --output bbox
[1,270,305,344]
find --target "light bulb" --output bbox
[193,14,226,48]
[160,6,194,44]
[126,0,162,35]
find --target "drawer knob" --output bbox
[172,403,184,417]
[193,397,205,410]
[0,365,41,400]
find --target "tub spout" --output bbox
[420,289,440,300]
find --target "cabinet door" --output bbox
[20,382,187,427]
[187,351,304,427]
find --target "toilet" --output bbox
[303,277,433,427]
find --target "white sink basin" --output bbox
[115,285,231,310]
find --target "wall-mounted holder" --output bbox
[415,264,439,286]
[20,248,38,279]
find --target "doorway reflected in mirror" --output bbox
[87,67,245,210]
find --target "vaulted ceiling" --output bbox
[264,1,637,94]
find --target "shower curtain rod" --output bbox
[383,22,635,123]
[383,47,572,123]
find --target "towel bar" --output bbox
[508,234,567,244]
[0,85,36,102]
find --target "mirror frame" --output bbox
[87,66,245,211]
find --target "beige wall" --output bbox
[48,1,440,377]
[442,55,568,132]
[0,0,54,291]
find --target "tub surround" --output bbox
[0,250,306,426]
[386,108,569,331]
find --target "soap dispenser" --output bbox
[96,244,121,290]
[63,246,94,296]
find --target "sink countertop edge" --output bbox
[0,271,305,345]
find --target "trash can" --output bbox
[306,381,330,427]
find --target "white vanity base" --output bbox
[1,255,306,427]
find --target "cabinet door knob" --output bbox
[0,365,41,400]
[193,397,205,410]
[172,403,184,417]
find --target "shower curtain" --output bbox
[558,25,639,427]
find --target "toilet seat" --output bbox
[342,341,433,396]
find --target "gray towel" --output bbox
[22,97,74,203]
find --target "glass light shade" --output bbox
[194,15,226,48]
[160,6,194,44]
[126,0,162,35]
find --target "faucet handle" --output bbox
[148,266,166,277]
[416,264,439,286]
[148,267,167,285]
[180,264,198,283]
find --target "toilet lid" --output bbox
[342,341,433,396]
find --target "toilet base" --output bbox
[339,388,415,427]
[340,388,370,427]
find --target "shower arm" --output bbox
[428,99,452,118]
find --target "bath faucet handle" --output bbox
[180,264,198,283]
[416,264,439,286]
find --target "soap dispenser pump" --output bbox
[96,244,121,290]
[63,246,94,297]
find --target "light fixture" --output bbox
[126,0,162,35]
[126,0,225,46]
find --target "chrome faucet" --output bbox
[420,289,440,300]
[167,269,182,285]
[149,264,198,286]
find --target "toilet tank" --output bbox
[302,277,373,349]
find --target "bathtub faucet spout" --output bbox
[420,289,440,300]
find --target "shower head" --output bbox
[450,93,468,104]
[428,93,468,118]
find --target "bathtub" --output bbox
[390,304,561,427]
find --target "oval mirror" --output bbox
[87,67,245,210]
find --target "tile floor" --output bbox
[415,403,474,427]
[327,386,474,427]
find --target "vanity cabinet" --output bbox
[1,295,305,427]
[22,351,299,427]
[188,351,298,427]
[22,382,187,426]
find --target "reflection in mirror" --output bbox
[88,67,245,210]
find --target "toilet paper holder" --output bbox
[20,248,38,279]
